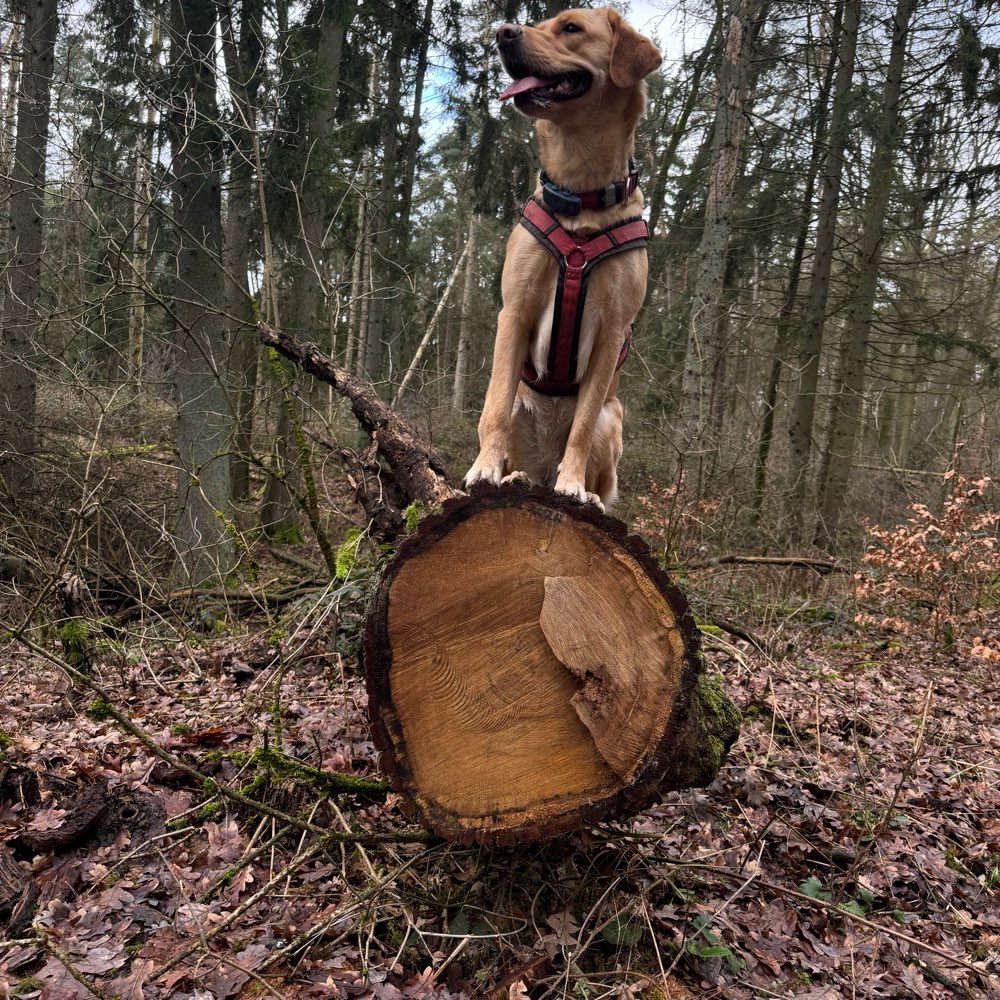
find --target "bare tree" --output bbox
[785,0,860,542]
[1,0,59,495]
[167,0,235,584]
[678,0,766,490]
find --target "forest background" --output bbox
[1,0,1000,997]
[3,0,1000,579]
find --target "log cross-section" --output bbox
[363,483,740,844]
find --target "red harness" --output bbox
[518,197,648,396]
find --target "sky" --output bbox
[625,0,712,65]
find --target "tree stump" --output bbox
[363,483,740,844]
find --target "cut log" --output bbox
[363,483,741,844]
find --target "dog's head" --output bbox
[496,8,661,121]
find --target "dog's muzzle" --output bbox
[496,22,593,106]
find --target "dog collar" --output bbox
[540,157,640,217]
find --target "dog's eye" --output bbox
[561,21,582,33]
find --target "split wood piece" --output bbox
[364,482,741,844]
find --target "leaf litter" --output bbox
[0,580,998,999]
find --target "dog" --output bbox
[464,8,661,511]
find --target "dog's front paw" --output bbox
[554,479,605,512]
[501,470,532,487]
[465,454,505,490]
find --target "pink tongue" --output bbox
[499,75,557,100]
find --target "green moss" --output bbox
[13,978,44,995]
[694,672,742,771]
[85,695,115,721]
[0,728,11,749]
[268,521,305,545]
[59,618,93,674]
[195,799,224,822]
[253,745,390,797]
[403,501,423,533]
[335,527,363,578]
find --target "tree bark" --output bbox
[220,0,265,501]
[364,482,741,845]
[751,5,842,519]
[258,323,461,528]
[1,0,59,495]
[128,13,161,392]
[678,0,764,490]
[452,215,479,412]
[168,0,235,585]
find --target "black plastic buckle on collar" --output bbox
[540,175,583,216]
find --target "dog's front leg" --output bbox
[465,305,531,488]
[553,332,625,511]
[466,228,543,490]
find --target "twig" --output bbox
[675,554,848,574]
[36,929,113,999]
[904,953,975,998]
[703,616,773,655]
[197,823,295,903]
[258,850,429,971]
[153,842,325,983]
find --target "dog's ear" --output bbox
[606,9,662,88]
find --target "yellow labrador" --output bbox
[465,8,661,510]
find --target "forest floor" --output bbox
[1,552,999,1000]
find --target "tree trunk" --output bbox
[1,0,58,496]
[393,239,470,407]
[343,161,369,374]
[260,379,305,542]
[128,13,161,392]
[397,0,433,236]
[645,19,720,243]
[814,0,915,549]
[168,0,235,585]
[364,483,741,845]
[785,0,859,541]
[366,19,405,384]
[220,0,265,501]
[288,1,351,340]
[678,0,764,490]
[452,214,479,412]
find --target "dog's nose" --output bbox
[496,22,522,46]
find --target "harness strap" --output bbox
[519,197,648,396]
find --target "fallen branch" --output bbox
[702,616,775,656]
[675,554,848,575]
[258,323,462,538]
